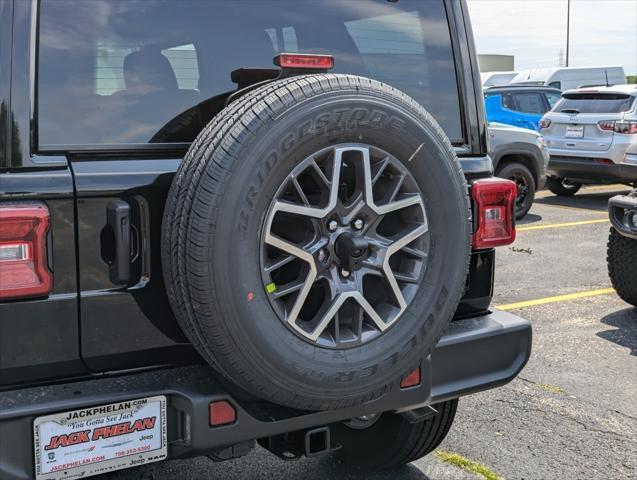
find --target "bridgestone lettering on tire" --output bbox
[162,74,472,410]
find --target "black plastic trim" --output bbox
[548,156,637,184]
[609,192,637,239]
[0,309,531,479]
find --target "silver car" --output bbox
[489,122,549,218]
[540,84,637,196]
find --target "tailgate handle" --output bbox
[106,200,131,284]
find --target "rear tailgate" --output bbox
[544,92,635,154]
[545,112,616,152]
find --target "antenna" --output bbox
[604,69,609,87]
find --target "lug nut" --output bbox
[353,219,364,230]
[341,269,350,278]
[328,220,338,232]
[318,249,327,263]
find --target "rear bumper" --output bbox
[547,155,637,184]
[0,310,531,480]
[609,193,637,239]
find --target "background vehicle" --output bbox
[511,66,626,91]
[541,85,637,195]
[607,189,637,307]
[481,71,519,87]
[485,85,562,131]
[0,1,530,479]
[489,122,549,218]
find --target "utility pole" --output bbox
[565,0,571,67]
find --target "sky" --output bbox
[466,0,637,75]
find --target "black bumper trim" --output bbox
[547,156,637,184]
[609,193,637,239]
[0,310,530,479]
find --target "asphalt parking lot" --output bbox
[127,185,637,480]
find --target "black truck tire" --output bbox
[496,162,536,219]
[546,176,581,196]
[162,74,472,410]
[607,227,637,307]
[331,400,458,469]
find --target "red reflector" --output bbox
[274,53,334,70]
[538,118,551,129]
[400,367,421,389]
[595,158,613,165]
[209,400,236,426]
[0,203,52,300]
[471,178,517,249]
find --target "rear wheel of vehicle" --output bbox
[607,227,637,307]
[162,74,472,410]
[497,162,536,219]
[546,176,581,196]
[331,400,458,469]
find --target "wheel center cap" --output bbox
[334,232,369,271]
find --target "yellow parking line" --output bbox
[496,288,616,311]
[536,185,628,198]
[536,203,608,214]
[517,218,609,232]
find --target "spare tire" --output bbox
[162,74,471,410]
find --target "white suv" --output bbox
[540,84,637,196]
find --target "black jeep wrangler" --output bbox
[0,1,531,479]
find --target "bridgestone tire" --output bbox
[162,74,472,410]
[332,400,458,469]
[546,176,581,196]
[607,227,637,307]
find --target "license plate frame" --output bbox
[565,125,584,138]
[33,396,167,480]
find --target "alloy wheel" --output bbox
[260,144,429,348]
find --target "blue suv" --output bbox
[485,86,562,131]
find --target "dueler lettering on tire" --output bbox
[162,74,471,410]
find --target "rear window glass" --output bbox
[513,92,546,114]
[37,0,463,148]
[555,94,635,114]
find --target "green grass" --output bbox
[435,450,503,480]
[535,383,565,395]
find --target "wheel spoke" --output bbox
[387,174,405,203]
[382,224,428,311]
[291,177,311,207]
[392,272,420,284]
[266,150,342,221]
[272,278,307,299]
[371,156,390,185]
[373,194,423,216]
[310,158,331,187]
[360,146,425,216]
[264,254,296,273]
[401,245,428,259]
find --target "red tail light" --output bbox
[209,400,236,427]
[0,203,52,300]
[538,118,551,129]
[471,179,517,249]
[400,367,421,389]
[274,53,334,70]
[594,158,613,165]
[614,120,637,134]
[598,120,637,134]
